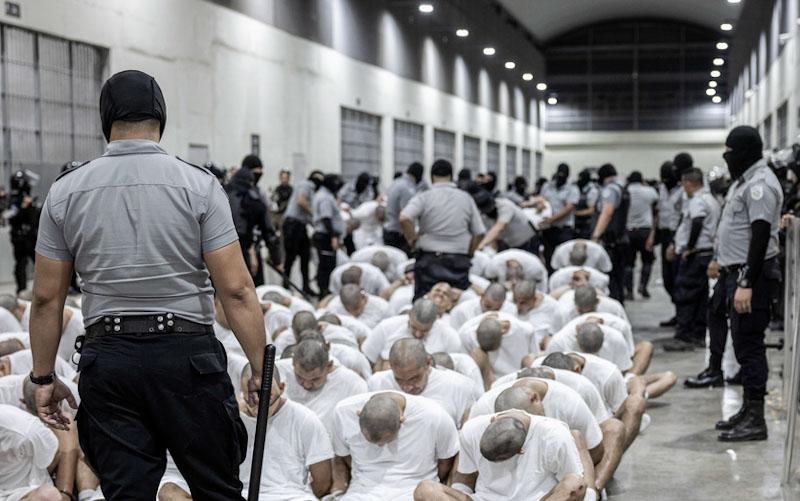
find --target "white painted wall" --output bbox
[543,129,728,179]
[3,0,542,192]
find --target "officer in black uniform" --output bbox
[7,170,40,293]
[28,70,267,498]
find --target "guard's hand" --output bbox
[681,249,692,260]
[246,373,262,408]
[707,260,720,279]
[35,379,78,431]
[665,244,676,262]
[781,214,795,230]
[645,235,655,252]
[734,287,752,314]
[331,237,339,251]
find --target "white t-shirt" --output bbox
[240,400,334,501]
[559,313,634,353]
[0,309,23,333]
[558,293,629,323]
[255,285,316,315]
[264,303,293,338]
[0,405,58,497]
[367,368,477,425]
[0,332,29,349]
[332,391,459,501]
[575,353,628,414]
[279,359,368,436]
[350,202,385,252]
[349,245,408,281]
[5,350,76,382]
[214,322,245,358]
[450,353,485,396]
[272,324,360,359]
[550,240,612,272]
[58,306,84,366]
[387,285,414,315]
[362,315,462,363]
[484,250,548,292]
[469,377,603,449]
[548,266,609,293]
[323,295,390,328]
[491,369,611,424]
[546,323,633,372]
[470,251,492,277]
[330,263,390,296]
[458,413,583,501]
[448,298,516,331]
[335,316,371,344]
[329,344,372,380]
[515,293,567,340]
[459,312,538,377]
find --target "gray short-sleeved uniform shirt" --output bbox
[657,185,683,231]
[338,182,375,209]
[384,174,417,233]
[400,182,485,254]
[312,187,346,236]
[579,184,599,209]
[541,181,580,227]
[283,179,316,224]
[625,182,659,230]
[597,182,623,210]
[673,190,721,253]
[489,198,535,247]
[716,160,783,266]
[35,140,238,326]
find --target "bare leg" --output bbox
[471,347,494,390]
[414,480,471,501]
[616,392,646,451]
[638,371,676,399]
[76,457,100,491]
[541,473,587,501]
[21,486,62,501]
[158,483,192,501]
[594,418,625,490]
[629,341,653,375]
[571,431,596,491]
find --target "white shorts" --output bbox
[157,474,191,498]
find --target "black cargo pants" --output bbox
[77,333,247,500]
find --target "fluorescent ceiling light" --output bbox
[456,28,469,38]
[711,70,721,78]
[547,97,558,105]
[713,58,725,66]
[712,96,722,103]
[721,23,733,31]
[418,4,434,13]
[709,81,718,88]
[505,61,516,69]
[483,47,496,56]
[717,42,729,50]
[727,0,741,3]
[536,83,548,91]
[522,73,534,81]
[706,88,717,96]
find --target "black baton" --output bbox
[247,344,277,501]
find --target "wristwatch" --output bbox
[29,371,56,385]
[737,266,751,288]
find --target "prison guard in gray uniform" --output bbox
[312,176,346,297]
[623,177,658,298]
[492,197,536,248]
[383,164,423,255]
[282,175,320,293]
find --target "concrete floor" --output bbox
[611,281,789,500]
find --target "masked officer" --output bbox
[539,163,580,270]
[656,161,683,326]
[28,70,267,499]
[237,155,282,286]
[574,168,599,240]
[384,162,424,255]
[282,170,324,295]
[313,173,345,298]
[623,171,658,299]
[714,126,782,442]
[591,163,629,304]
[7,170,40,293]
[399,159,485,300]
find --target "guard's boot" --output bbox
[715,400,748,431]
[684,368,724,389]
[718,400,768,442]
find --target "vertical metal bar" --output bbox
[33,32,42,171]
[783,221,800,485]
[1,25,10,182]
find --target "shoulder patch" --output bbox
[176,156,212,175]
[749,185,763,201]
[55,160,91,181]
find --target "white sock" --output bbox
[78,490,95,501]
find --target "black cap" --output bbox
[597,163,617,182]
[407,162,424,181]
[241,155,263,170]
[99,70,166,142]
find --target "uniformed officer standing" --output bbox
[28,70,267,498]
[282,170,324,294]
[574,168,599,240]
[383,162,424,255]
[623,171,659,299]
[473,190,536,252]
[714,126,782,442]
[656,161,683,326]
[312,173,346,298]
[539,163,580,270]
[399,159,485,300]
[237,155,282,286]
[591,163,629,303]
[664,168,720,351]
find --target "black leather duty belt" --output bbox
[86,313,214,337]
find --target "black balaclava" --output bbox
[723,126,763,180]
[100,70,167,142]
[309,170,324,190]
[554,163,570,187]
[322,174,343,193]
[597,163,617,184]
[241,155,263,184]
[577,169,592,189]
[483,172,497,192]
[473,189,497,219]
[513,176,528,196]
[627,171,643,184]
[673,152,694,176]
[408,163,425,183]
[229,166,254,194]
[355,172,371,194]
[660,161,678,189]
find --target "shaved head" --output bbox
[494,386,534,413]
[480,416,527,462]
[297,329,326,344]
[359,393,403,444]
[574,285,599,313]
[431,352,454,371]
[517,366,554,380]
[505,261,525,283]
[261,291,288,305]
[512,280,536,302]
[476,317,503,352]
[371,251,391,273]
[389,338,429,369]
[411,298,438,325]
[293,339,329,372]
[576,323,604,354]
[341,266,363,286]
[542,352,578,372]
[482,283,507,311]
[318,313,341,325]
[569,242,589,266]
[340,284,365,311]
[292,311,318,335]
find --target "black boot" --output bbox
[718,400,768,442]
[685,368,724,388]
[726,370,742,386]
[715,400,748,431]
[659,316,677,327]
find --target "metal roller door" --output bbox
[393,119,423,175]
[463,135,480,173]
[433,128,455,164]
[505,145,517,185]
[486,141,500,174]
[341,107,381,182]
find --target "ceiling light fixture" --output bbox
[721,23,733,31]
[547,97,558,105]
[713,58,725,66]
[711,70,721,78]
[727,0,741,3]
[483,47,496,56]
[505,61,516,69]
[709,81,718,88]
[712,96,722,103]
[717,42,729,50]
[536,83,548,91]
[522,73,534,81]
[706,88,717,96]
[418,4,434,13]
[456,28,469,38]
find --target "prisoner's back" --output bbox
[36,140,238,326]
